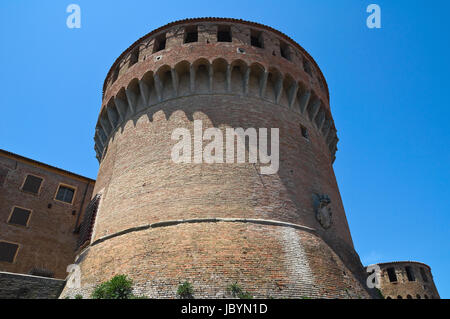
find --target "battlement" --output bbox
[102,18,329,99]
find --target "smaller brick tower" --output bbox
[368,261,440,299]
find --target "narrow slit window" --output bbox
[22,175,43,194]
[387,267,397,282]
[55,185,75,204]
[303,59,313,76]
[217,26,232,42]
[250,30,263,48]
[184,26,198,43]
[405,266,415,281]
[153,34,167,53]
[420,268,429,282]
[8,207,31,227]
[112,67,119,83]
[301,125,309,139]
[0,241,19,263]
[280,41,291,60]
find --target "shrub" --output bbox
[177,281,194,299]
[74,294,83,299]
[227,282,253,299]
[91,275,134,299]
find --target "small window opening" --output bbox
[301,125,309,139]
[217,26,232,42]
[250,30,263,48]
[8,207,31,227]
[280,41,291,60]
[303,59,313,76]
[153,34,166,53]
[112,67,119,83]
[0,242,19,263]
[56,185,75,204]
[405,266,415,282]
[420,268,429,282]
[129,48,139,66]
[184,26,198,43]
[22,175,43,194]
[387,267,397,282]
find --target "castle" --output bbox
[0,18,440,299]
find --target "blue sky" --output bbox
[0,1,449,298]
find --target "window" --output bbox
[424,295,429,299]
[153,34,166,53]
[416,294,421,299]
[217,26,232,42]
[406,295,413,299]
[111,67,119,83]
[303,59,313,76]
[22,174,43,194]
[280,41,291,60]
[301,125,309,139]
[250,30,263,48]
[405,266,415,281]
[184,26,198,43]
[420,268,429,282]
[397,295,403,299]
[8,207,31,227]
[387,267,397,282]
[0,241,19,263]
[129,48,139,66]
[55,185,75,204]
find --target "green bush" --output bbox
[177,281,194,299]
[74,294,83,299]
[91,275,134,299]
[227,282,253,299]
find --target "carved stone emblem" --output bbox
[314,194,332,229]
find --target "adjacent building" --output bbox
[0,149,94,280]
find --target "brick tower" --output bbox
[61,18,373,299]
[368,261,440,299]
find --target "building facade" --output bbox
[0,149,94,280]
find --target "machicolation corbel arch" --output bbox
[94,18,338,163]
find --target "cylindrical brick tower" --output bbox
[62,18,374,299]
[368,261,440,299]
